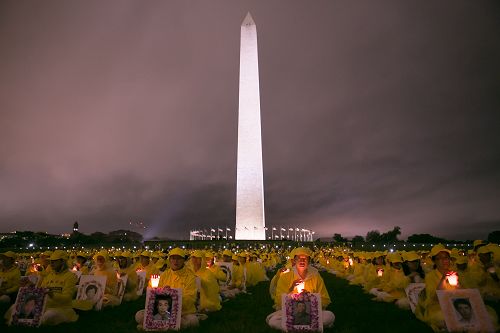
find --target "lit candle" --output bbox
[72,266,78,271]
[447,273,458,286]
[151,274,160,288]
[377,269,383,277]
[296,281,305,293]
[326,260,330,265]
[348,258,353,266]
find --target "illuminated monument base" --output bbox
[235,12,266,240]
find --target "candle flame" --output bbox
[296,281,305,293]
[349,258,353,266]
[151,274,160,288]
[447,273,458,286]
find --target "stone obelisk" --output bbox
[235,12,266,240]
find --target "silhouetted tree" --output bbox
[407,233,445,244]
[333,233,347,244]
[366,230,381,243]
[380,226,401,243]
[488,231,500,244]
[351,235,365,246]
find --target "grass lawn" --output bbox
[0,271,436,333]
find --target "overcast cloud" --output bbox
[1,0,499,240]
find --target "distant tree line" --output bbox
[0,229,143,250]
[329,226,500,247]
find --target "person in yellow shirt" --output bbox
[468,244,500,301]
[190,250,221,312]
[205,252,226,284]
[6,250,79,326]
[136,251,160,291]
[116,251,139,302]
[267,247,334,330]
[90,251,120,307]
[74,252,89,275]
[416,244,462,331]
[246,253,269,286]
[135,248,199,330]
[269,249,296,299]
[375,253,411,308]
[0,251,21,304]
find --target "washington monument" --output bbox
[235,13,266,240]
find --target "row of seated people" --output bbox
[0,247,272,328]
[315,242,500,332]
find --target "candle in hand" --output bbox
[151,274,160,288]
[447,272,458,286]
[296,281,305,293]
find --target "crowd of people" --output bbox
[0,239,498,332]
[314,240,500,332]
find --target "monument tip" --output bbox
[241,12,255,26]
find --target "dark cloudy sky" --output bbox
[1,1,499,241]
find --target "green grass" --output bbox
[0,271,436,333]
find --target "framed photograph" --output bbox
[215,262,233,286]
[437,289,495,333]
[143,287,182,331]
[76,275,107,310]
[404,283,426,314]
[9,287,47,327]
[19,275,40,288]
[116,275,128,304]
[136,271,147,296]
[281,292,323,332]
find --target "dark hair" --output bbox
[453,298,471,309]
[402,260,425,279]
[153,295,172,315]
[86,284,98,293]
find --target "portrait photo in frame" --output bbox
[76,275,107,310]
[143,287,182,331]
[9,287,47,327]
[116,274,128,304]
[281,291,323,332]
[405,283,426,314]
[437,289,495,333]
[215,262,233,286]
[136,271,147,296]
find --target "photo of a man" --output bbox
[153,295,172,321]
[293,301,311,325]
[453,298,475,324]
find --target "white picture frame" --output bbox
[136,271,147,296]
[437,288,494,333]
[76,275,107,310]
[116,274,128,304]
[405,283,426,314]
[143,287,182,331]
[9,287,47,327]
[215,262,233,286]
[281,292,323,332]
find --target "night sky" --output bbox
[1,1,499,240]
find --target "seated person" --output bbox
[89,251,120,307]
[116,251,139,302]
[4,250,78,326]
[189,250,221,312]
[135,248,199,330]
[266,247,335,330]
[0,251,21,304]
